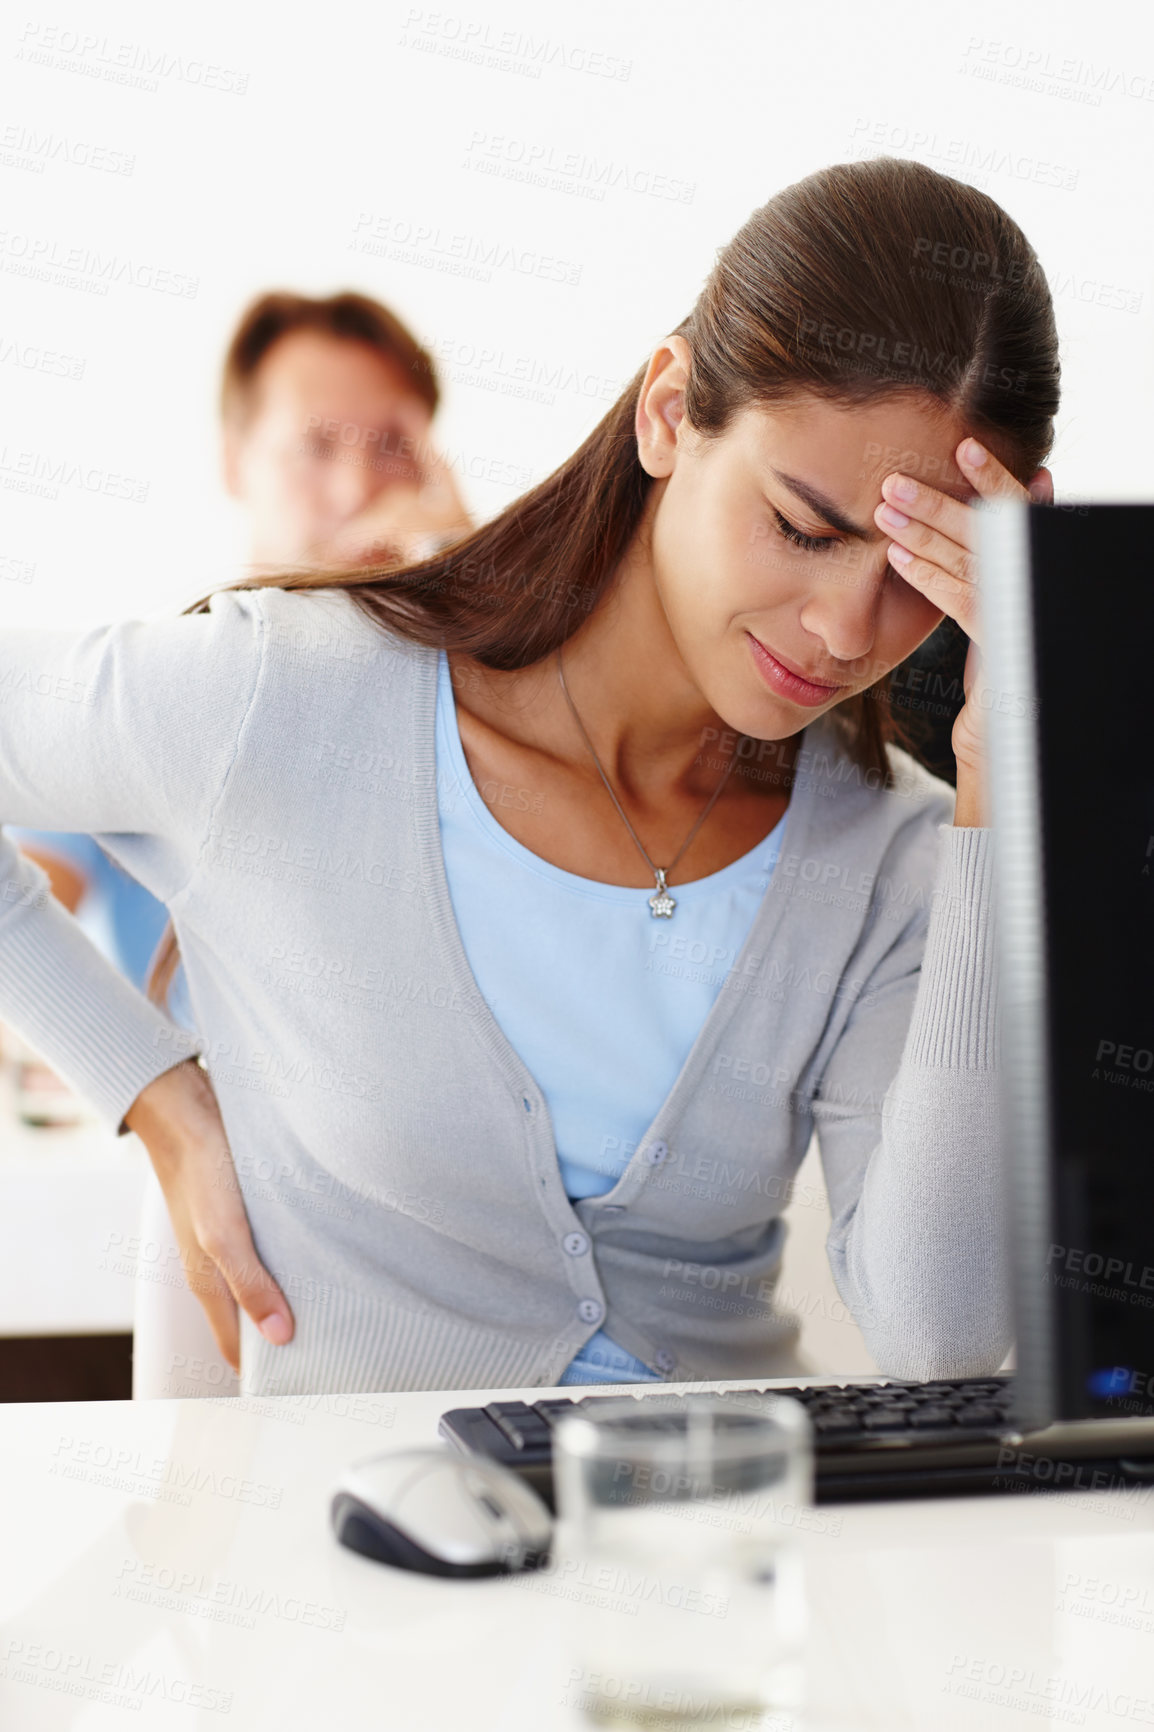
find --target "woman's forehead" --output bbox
[736,399,983,514]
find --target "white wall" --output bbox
[2,0,1151,628]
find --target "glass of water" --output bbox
[552,1392,812,1730]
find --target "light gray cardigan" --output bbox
[0,584,1007,1394]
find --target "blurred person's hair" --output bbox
[147,157,1059,1013]
[220,289,440,429]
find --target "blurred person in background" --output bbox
[3,290,471,1124]
[220,289,470,573]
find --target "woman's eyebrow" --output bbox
[770,469,876,541]
[771,467,979,537]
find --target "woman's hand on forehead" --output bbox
[870,436,1053,802]
[872,437,1051,641]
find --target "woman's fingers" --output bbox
[874,438,1035,644]
[176,1234,245,1370]
[154,1141,295,1372]
[126,1058,294,1376]
[148,1161,245,1370]
[883,536,981,634]
[877,501,977,585]
[193,1175,295,1347]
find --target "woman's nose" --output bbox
[796,546,889,665]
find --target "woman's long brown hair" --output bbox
[146,155,1060,1014]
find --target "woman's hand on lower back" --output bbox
[123,1058,295,1373]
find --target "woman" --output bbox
[0,157,1058,1396]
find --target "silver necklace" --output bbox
[556,646,740,918]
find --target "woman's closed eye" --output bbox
[772,507,842,553]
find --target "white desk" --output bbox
[0,1380,1151,1731]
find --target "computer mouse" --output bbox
[330,1446,553,1577]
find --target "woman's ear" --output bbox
[635,335,692,479]
[1026,465,1054,504]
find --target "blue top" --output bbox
[434,649,787,1384]
[6,828,194,1030]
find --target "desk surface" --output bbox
[1,1380,1152,1731]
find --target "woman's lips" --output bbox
[746,632,848,708]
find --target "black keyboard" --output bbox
[439,1376,1154,1504]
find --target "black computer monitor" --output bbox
[981,501,1154,1432]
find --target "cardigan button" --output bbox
[563,1232,589,1256]
[654,1349,676,1374]
[577,1299,604,1325]
[643,1139,669,1166]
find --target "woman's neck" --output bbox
[447,517,797,806]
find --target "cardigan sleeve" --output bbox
[0,588,267,1133]
[812,821,1010,1379]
